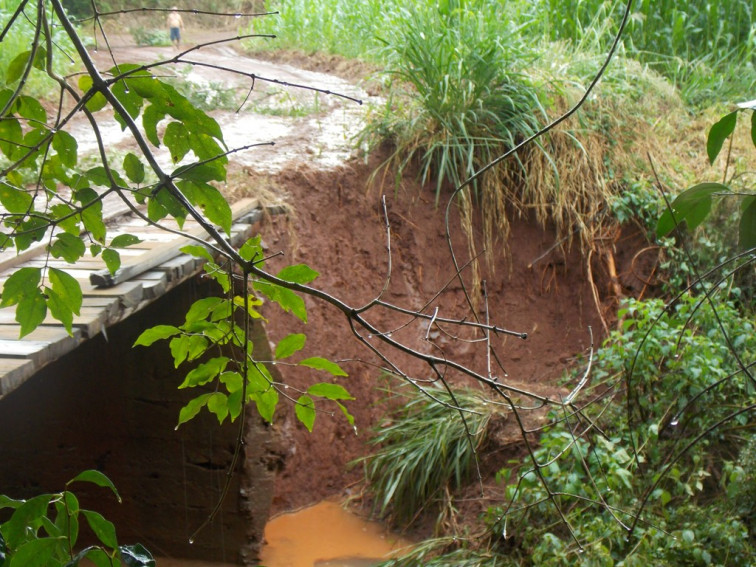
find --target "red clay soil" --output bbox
[250,152,641,515]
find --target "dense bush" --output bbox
[373,293,755,565]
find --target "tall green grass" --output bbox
[532,0,756,106]
[362,380,499,527]
[539,0,754,62]
[364,1,545,198]
[252,0,394,58]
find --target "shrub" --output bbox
[362,380,501,528]
[129,26,171,46]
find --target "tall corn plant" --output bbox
[254,0,392,57]
[535,0,756,105]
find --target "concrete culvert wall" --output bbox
[0,276,278,564]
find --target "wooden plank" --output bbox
[0,328,80,367]
[0,325,82,342]
[90,198,260,287]
[159,254,197,283]
[0,358,37,399]
[134,270,169,300]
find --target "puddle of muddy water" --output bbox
[151,501,409,567]
[259,501,411,567]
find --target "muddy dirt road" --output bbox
[85,32,378,173]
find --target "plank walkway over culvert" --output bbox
[0,197,267,400]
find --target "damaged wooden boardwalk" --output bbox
[0,197,266,400]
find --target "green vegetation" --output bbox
[363,382,499,527]
[0,470,154,566]
[371,291,755,565]
[1,0,754,565]
[250,1,756,563]
[128,25,170,46]
[0,0,76,98]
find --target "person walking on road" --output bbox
[167,7,184,49]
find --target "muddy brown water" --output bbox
[154,501,409,567]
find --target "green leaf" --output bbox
[299,357,348,377]
[120,543,155,567]
[177,180,232,235]
[0,182,33,214]
[0,494,23,510]
[123,153,145,184]
[15,96,47,125]
[68,470,121,502]
[50,204,80,234]
[81,510,118,549]
[307,383,354,400]
[0,117,22,158]
[184,297,225,323]
[1,268,41,307]
[102,248,121,274]
[254,281,307,322]
[6,281,46,338]
[176,393,213,428]
[656,183,725,237]
[707,111,738,164]
[75,187,106,243]
[133,324,181,347]
[220,371,243,393]
[74,547,112,567]
[253,387,279,423]
[206,392,229,424]
[49,232,86,263]
[142,103,165,147]
[751,110,756,149]
[239,235,263,263]
[739,196,756,250]
[247,363,278,422]
[169,334,208,366]
[48,268,82,315]
[2,494,53,549]
[7,48,47,84]
[13,217,48,251]
[180,244,214,263]
[111,75,145,120]
[178,356,229,389]
[164,122,191,163]
[336,401,355,428]
[153,187,187,226]
[52,131,78,168]
[8,536,64,567]
[46,287,74,335]
[78,76,108,112]
[275,333,306,359]
[203,262,230,293]
[295,395,316,432]
[110,234,143,248]
[277,264,319,285]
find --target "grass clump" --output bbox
[362,379,503,529]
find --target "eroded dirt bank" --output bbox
[252,152,617,515]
